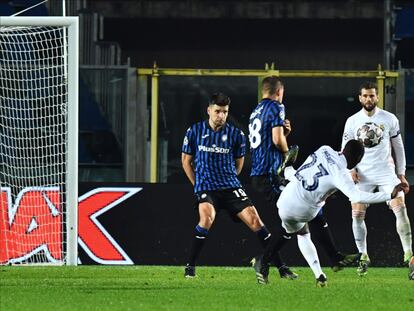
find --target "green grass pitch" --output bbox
[1,266,413,310]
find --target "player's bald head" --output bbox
[262,76,283,97]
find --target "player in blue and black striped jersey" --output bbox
[181,111,244,193]
[182,93,273,279]
[249,88,287,178]
[249,77,356,283]
[248,76,298,279]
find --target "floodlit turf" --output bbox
[0,266,413,311]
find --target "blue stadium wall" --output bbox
[78,183,414,267]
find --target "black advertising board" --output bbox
[78,183,414,267]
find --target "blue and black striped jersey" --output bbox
[249,98,285,176]
[182,120,246,193]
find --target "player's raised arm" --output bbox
[272,126,289,154]
[283,119,291,136]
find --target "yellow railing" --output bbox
[137,63,398,182]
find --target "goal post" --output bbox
[0,17,78,265]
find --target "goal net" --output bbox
[0,17,78,265]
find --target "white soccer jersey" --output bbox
[278,146,391,211]
[341,108,400,178]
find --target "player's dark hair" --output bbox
[359,81,377,94]
[209,93,231,106]
[342,139,365,169]
[262,76,283,96]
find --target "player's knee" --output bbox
[297,224,309,235]
[241,206,263,230]
[250,214,264,231]
[390,196,405,210]
[352,210,366,220]
[352,203,367,211]
[391,202,406,214]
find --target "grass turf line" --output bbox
[1,266,413,311]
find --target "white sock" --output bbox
[392,205,412,256]
[352,210,367,254]
[297,233,323,278]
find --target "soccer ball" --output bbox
[356,122,383,148]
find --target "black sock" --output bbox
[187,225,209,266]
[255,226,272,248]
[309,213,340,264]
[261,228,293,269]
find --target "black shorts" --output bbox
[251,174,281,209]
[251,175,286,229]
[195,188,253,222]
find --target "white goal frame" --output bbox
[0,16,79,266]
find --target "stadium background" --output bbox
[1,0,413,266]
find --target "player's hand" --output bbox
[351,170,360,184]
[397,174,410,194]
[283,119,291,136]
[391,183,405,199]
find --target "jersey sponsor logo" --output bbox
[198,144,230,154]
[0,187,140,265]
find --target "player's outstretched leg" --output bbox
[278,145,299,175]
[332,252,361,272]
[316,274,328,287]
[357,253,370,276]
[297,232,325,286]
[251,255,269,284]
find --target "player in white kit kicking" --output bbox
[254,140,403,287]
[342,81,413,280]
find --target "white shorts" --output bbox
[277,184,322,234]
[357,171,404,206]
